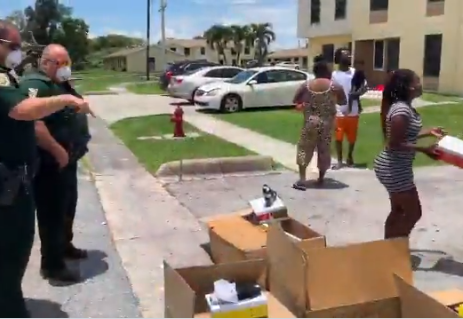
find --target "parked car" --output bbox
[159,60,219,90]
[167,66,244,102]
[193,67,314,113]
[276,61,300,70]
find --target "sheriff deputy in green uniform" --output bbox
[0,21,93,317]
[20,44,92,283]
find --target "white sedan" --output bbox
[276,61,300,70]
[167,66,244,102]
[193,67,314,113]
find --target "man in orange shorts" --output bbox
[331,47,367,169]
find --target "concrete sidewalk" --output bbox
[86,116,212,317]
[23,167,141,318]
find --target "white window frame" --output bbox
[373,40,386,71]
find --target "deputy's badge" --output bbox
[0,74,10,87]
[28,88,38,97]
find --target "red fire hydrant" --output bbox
[171,105,186,137]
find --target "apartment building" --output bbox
[298,0,463,94]
[165,38,255,66]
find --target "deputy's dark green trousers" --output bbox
[0,187,35,318]
[35,160,78,270]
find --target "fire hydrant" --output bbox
[171,105,186,137]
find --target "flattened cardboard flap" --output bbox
[429,289,463,307]
[305,237,413,310]
[208,215,267,251]
[267,224,309,316]
[394,275,458,317]
[164,261,196,318]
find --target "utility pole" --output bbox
[145,0,151,81]
[159,0,167,71]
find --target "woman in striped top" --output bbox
[374,69,445,239]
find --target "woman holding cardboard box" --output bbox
[374,69,445,239]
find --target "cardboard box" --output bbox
[304,276,459,317]
[437,135,463,168]
[207,210,326,264]
[266,224,414,317]
[429,289,463,316]
[163,259,295,318]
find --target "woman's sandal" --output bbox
[292,181,307,191]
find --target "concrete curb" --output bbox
[155,155,276,177]
[84,91,119,96]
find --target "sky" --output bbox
[2,0,301,49]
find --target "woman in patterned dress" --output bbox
[292,58,346,190]
[374,69,445,239]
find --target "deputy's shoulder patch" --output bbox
[28,88,38,97]
[0,73,10,87]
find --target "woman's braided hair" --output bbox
[380,69,416,138]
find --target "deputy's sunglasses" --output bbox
[0,39,21,51]
[44,58,71,67]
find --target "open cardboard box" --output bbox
[267,224,420,317]
[428,289,463,316]
[163,259,295,318]
[206,209,326,264]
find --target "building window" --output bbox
[423,34,442,77]
[335,0,347,20]
[184,48,190,56]
[322,44,334,63]
[311,0,321,24]
[386,38,400,71]
[231,48,236,55]
[170,47,176,52]
[370,0,388,11]
[244,47,250,55]
[302,57,308,67]
[200,47,206,55]
[373,40,385,70]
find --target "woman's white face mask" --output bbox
[4,50,22,69]
[56,66,72,82]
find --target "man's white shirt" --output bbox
[331,68,367,117]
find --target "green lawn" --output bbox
[214,103,463,168]
[361,98,381,108]
[110,114,253,173]
[421,92,461,103]
[126,82,165,95]
[75,69,143,93]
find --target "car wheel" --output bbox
[220,94,242,113]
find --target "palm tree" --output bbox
[229,24,252,66]
[249,23,276,65]
[203,25,232,64]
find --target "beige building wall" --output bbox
[351,0,463,94]
[126,45,185,73]
[297,0,352,38]
[165,39,256,65]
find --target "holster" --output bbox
[0,163,26,206]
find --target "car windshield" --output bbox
[228,70,258,84]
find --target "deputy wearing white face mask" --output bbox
[19,43,93,284]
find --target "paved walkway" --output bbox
[86,117,212,317]
[23,167,141,318]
